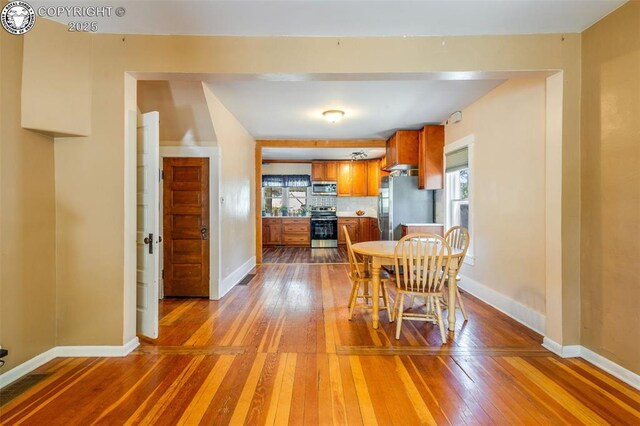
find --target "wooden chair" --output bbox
[343,226,393,322]
[391,233,452,342]
[444,226,470,321]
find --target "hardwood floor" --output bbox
[2,264,639,424]
[262,246,348,264]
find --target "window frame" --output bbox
[444,134,475,266]
[262,186,308,214]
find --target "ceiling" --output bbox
[262,147,386,161]
[206,79,504,139]
[35,0,625,36]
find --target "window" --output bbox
[263,187,284,213]
[261,174,311,216]
[445,138,474,264]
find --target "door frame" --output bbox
[159,146,221,300]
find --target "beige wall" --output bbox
[203,85,256,293]
[18,21,582,347]
[21,20,91,137]
[0,32,57,370]
[445,79,547,318]
[262,163,312,175]
[137,80,217,145]
[581,2,640,374]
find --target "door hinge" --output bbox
[160,170,164,180]
[162,269,164,279]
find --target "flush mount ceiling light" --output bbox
[351,151,368,161]
[322,109,345,123]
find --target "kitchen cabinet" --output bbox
[385,130,419,170]
[338,218,359,244]
[418,125,445,190]
[311,161,338,181]
[262,217,310,246]
[339,217,379,244]
[367,159,388,196]
[262,218,282,245]
[337,161,368,197]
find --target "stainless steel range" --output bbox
[310,206,338,248]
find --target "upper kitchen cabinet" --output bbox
[418,125,445,190]
[311,161,338,181]
[385,130,419,170]
[337,161,368,196]
[367,159,387,196]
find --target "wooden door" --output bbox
[311,162,325,181]
[370,218,380,241]
[262,219,282,245]
[418,125,445,190]
[351,162,368,196]
[325,162,338,180]
[337,162,352,196]
[163,157,210,297]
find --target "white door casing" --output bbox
[136,111,160,338]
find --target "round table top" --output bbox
[351,240,463,259]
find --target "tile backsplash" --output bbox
[336,196,378,216]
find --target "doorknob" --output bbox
[201,226,208,240]
[144,233,153,254]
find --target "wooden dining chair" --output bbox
[343,226,393,322]
[391,233,452,342]
[444,226,470,321]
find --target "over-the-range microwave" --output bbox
[311,181,337,196]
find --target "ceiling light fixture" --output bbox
[322,109,345,123]
[351,151,368,161]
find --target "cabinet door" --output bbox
[418,125,444,190]
[338,219,358,244]
[367,160,380,196]
[350,162,368,196]
[337,162,352,196]
[325,162,338,180]
[359,218,371,242]
[370,218,380,241]
[311,162,325,181]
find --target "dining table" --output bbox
[350,240,465,330]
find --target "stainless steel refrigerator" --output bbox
[378,176,435,240]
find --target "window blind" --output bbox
[262,175,285,187]
[445,147,469,172]
[262,174,311,187]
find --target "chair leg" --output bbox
[456,287,468,321]
[348,281,358,310]
[348,282,360,320]
[395,294,405,340]
[434,296,447,344]
[362,281,370,303]
[382,284,393,322]
[409,295,415,309]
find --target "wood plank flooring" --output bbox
[262,247,348,264]
[2,263,639,425]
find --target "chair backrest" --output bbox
[393,233,452,293]
[444,226,470,263]
[343,225,364,279]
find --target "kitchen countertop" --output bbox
[337,211,378,219]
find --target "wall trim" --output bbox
[0,337,140,389]
[219,256,256,300]
[457,274,546,335]
[542,338,640,391]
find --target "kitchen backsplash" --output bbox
[308,194,337,208]
[336,196,378,215]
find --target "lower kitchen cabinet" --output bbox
[338,217,380,244]
[262,218,310,246]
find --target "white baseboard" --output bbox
[217,256,257,300]
[0,337,140,389]
[580,346,640,391]
[542,337,639,391]
[542,337,581,357]
[457,274,546,334]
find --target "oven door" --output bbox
[311,218,338,248]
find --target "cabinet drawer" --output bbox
[282,218,310,225]
[283,224,309,233]
[283,234,310,244]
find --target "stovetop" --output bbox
[310,206,337,218]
